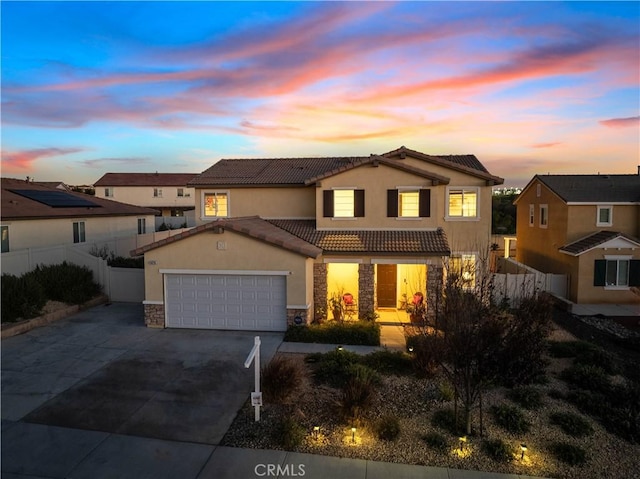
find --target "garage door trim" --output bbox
[160,269,291,276]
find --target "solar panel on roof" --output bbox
[10,189,101,208]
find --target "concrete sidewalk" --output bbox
[2,421,546,479]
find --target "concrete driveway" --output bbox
[1,302,283,444]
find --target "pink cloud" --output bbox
[599,116,640,128]
[531,142,562,149]
[1,147,84,170]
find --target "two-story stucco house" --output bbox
[514,173,640,305]
[133,146,504,331]
[94,173,198,217]
[1,177,158,256]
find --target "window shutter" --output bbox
[387,189,398,217]
[593,260,606,286]
[323,190,334,217]
[419,189,431,217]
[354,189,365,217]
[629,260,640,287]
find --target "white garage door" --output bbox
[165,273,287,331]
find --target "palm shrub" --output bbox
[421,431,449,451]
[376,415,401,441]
[276,417,305,449]
[482,438,514,463]
[549,441,588,466]
[340,364,379,420]
[262,356,303,404]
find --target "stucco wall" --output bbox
[95,186,196,209]
[566,204,639,242]
[1,215,156,251]
[142,229,312,308]
[194,187,315,225]
[575,247,640,304]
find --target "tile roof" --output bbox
[131,216,322,258]
[2,178,159,220]
[536,174,640,203]
[94,173,199,187]
[559,230,640,256]
[188,146,503,187]
[268,220,451,255]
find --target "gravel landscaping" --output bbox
[222,323,640,479]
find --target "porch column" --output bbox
[426,264,443,322]
[358,264,375,318]
[313,263,328,321]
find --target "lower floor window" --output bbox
[606,259,629,287]
[1,225,9,252]
[138,218,146,235]
[73,221,86,243]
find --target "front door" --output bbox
[377,264,397,308]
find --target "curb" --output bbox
[1,295,109,339]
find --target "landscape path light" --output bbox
[313,426,320,440]
[459,436,467,451]
[351,427,356,443]
[521,443,527,460]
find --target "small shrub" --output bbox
[26,262,101,304]
[437,381,455,402]
[307,349,361,388]
[107,255,144,268]
[262,356,303,404]
[507,386,545,410]
[566,389,607,417]
[549,412,594,438]
[547,340,596,358]
[421,431,449,451]
[284,321,380,346]
[361,350,412,375]
[406,333,441,377]
[574,347,618,375]
[549,441,588,466]
[1,273,46,322]
[431,408,461,434]
[276,417,305,450]
[561,364,612,394]
[491,404,530,434]
[376,415,401,441]
[340,365,378,420]
[548,388,566,400]
[482,438,514,463]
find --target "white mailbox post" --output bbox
[244,336,262,422]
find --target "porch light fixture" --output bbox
[337,345,343,351]
[351,427,356,443]
[313,426,320,440]
[408,347,414,353]
[459,436,467,451]
[520,443,527,460]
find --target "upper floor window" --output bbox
[539,204,548,228]
[153,188,163,198]
[447,188,478,219]
[73,221,86,243]
[177,188,184,197]
[528,204,535,226]
[1,226,9,253]
[323,189,364,218]
[387,189,431,218]
[204,192,229,217]
[104,187,114,198]
[137,218,146,235]
[597,205,613,227]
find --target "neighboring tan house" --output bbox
[514,173,640,305]
[94,173,198,217]
[133,146,504,331]
[1,177,158,253]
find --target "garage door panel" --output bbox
[166,273,286,331]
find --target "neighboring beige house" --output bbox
[1,177,158,253]
[133,146,504,331]
[94,173,197,217]
[514,173,640,304]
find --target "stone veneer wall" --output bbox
[358,264,375,318]
[144,303,165,328]
[286,308,310,326]
[426,265,443,321]
[313,263,328,320]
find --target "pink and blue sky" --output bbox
[2,1,639,187]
